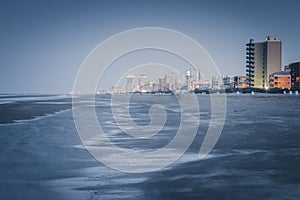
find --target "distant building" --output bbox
[246,36,282,88]
[196,70,201,82]
[289,62,300,90]
[138,74,148,92]
[190,80,199,90]
[165,71,184,91]
[198,80,210,90]
[185,70,192,91]
[125,72,135,93]
[153,82,161,92]
[108,86,125,94]
[211,76,221,90]
[158,77,168,91]
[233,76,248,89]
[222,75,234,89]
[146,81,154,92]
[269,71,291,89]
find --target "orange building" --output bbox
[269,71,291,89]
[234,76,248,89]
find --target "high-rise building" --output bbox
[289,61,300,90]
[158,77,167,91]
[125,72,135,93]
[246,36,282,89]
[146,81,154,92]
[138,74,148,92]
[165,71,183,91]
[185,70,192,91]
[196,70,201,82]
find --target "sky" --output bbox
[0,0,299,93]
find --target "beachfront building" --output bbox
[198,80,210,90]
[289,62,300,90]
[233,76,248,89]
[221,75,234,90]
[269,71,291,89]
[211,76,221,90]
[246,36,282,89]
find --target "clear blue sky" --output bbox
[1,0,299,93]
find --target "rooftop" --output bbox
[270,71,291,76]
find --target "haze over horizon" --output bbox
[1,0,300,93]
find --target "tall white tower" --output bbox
[125,72,135,93]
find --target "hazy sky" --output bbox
[1,0,299,93]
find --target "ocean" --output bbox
[0,93,299,200]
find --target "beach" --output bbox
[0,94,299,199]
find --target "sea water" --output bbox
[0,94,299,200]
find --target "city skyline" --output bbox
[100,69,246,94]
[103,54,300,94]
[104,69,185,94]
[98,34,297,93]
[1,0,300,93]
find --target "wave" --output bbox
[0,108,72,126]
[0,94,70,105]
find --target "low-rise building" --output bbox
[211,76,221,90]
[198,80,210,90]
[269,71,291,89]
[233,76,248,89]
[222,75,234,89]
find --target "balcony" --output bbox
[246,79,254,84]
[246,43,254,47]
